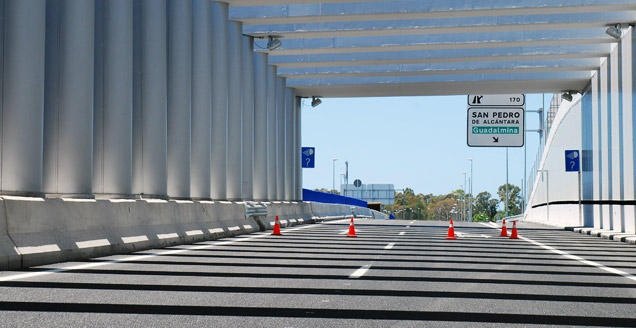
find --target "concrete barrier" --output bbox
[1,197,259,269]
[265,201,314,228]
[0,197,378,270]
[0,199,21,269]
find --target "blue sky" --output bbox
[301,94,548,198]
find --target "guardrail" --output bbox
[500,214,525,222]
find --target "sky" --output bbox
[301,94,549,199]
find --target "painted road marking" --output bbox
[399,232,406,236]
[0,224,318,282]
[455,232,491,238]
[349,264,372,279]
[384,243,395,250]
[479,222,636,283]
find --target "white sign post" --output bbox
[467,94,525,147]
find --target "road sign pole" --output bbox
[505,147,509,218]
[578,169,582,226]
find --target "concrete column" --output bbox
[241,35,255,200]
[133,0,168,197]
[291,96,301,200]
[600,57,611,229]
[167,0,192,199]
[93,0,133,196]
[592,70,603,229]
[190,0,212,199]
[1,0,46,195]
[626,28,636,234]
[295,96,303,200]
[211,1,228,200]
[253,53,268,201]
[284,88,295,200]
[276,77,286,200]
[266,65,277,200]
[610,42,623,231]
[43,0,94,196]
[226,21,243,200]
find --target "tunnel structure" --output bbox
[0,0,635,267]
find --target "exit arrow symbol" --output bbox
[492,137,499,143]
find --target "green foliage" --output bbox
[386,183,522,221]
[314,188,340,195]
[472,213,491,222]
[473,191,499,220]
[497,183,522,216]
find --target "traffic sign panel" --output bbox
[467,107,525,147]
[468,94,525,107]
[301,147,315,168]
[565,150,580,172]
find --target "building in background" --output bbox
[342,184,395,205]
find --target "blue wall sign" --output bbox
[565,150,580,172]
[301,147,315,168]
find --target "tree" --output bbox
[474,191,498,220]
[314,188,340,195]
[428,196,457,221]
[497,183,522,216]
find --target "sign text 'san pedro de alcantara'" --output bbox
[467,94,525,147]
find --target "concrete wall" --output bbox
[527,28,636,233]
[526,95,582,227]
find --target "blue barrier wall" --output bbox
[302,189,367,208]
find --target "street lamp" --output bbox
[332,159,338,192]
[467,158,473,222]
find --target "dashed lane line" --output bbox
[349,264,372,279]
[479,222,636,283]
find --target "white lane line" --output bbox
[384,243,395,250]
[399,232,406,236]
[349,264,372,279]
[521,236,636,282]
[478,222,636,283]
[0,223,318,282]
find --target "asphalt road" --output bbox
[1,219,636,327]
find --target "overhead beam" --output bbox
[229,0,636,24]
[287,71,593,87]
[291,79,590,98]
[277,58,600,77]
[269,45,611,68]
[255,28,613,55]
[243,12,636,38]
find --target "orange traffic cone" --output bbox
[446,219,456,240]
[272,215,282,236]
[347,217,357,238]
[500,219,508,237]
[509,220,519,239]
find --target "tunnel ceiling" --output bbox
[226,0,636,97]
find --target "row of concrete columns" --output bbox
[586,27,635,233]
[0,0,301,201]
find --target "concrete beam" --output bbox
[291,79,589,98]
[243,12,636,39]
[228,1,636,24]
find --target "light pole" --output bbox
[467,158,473,222]
[462,172,467,221]
[332,158,338,192]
